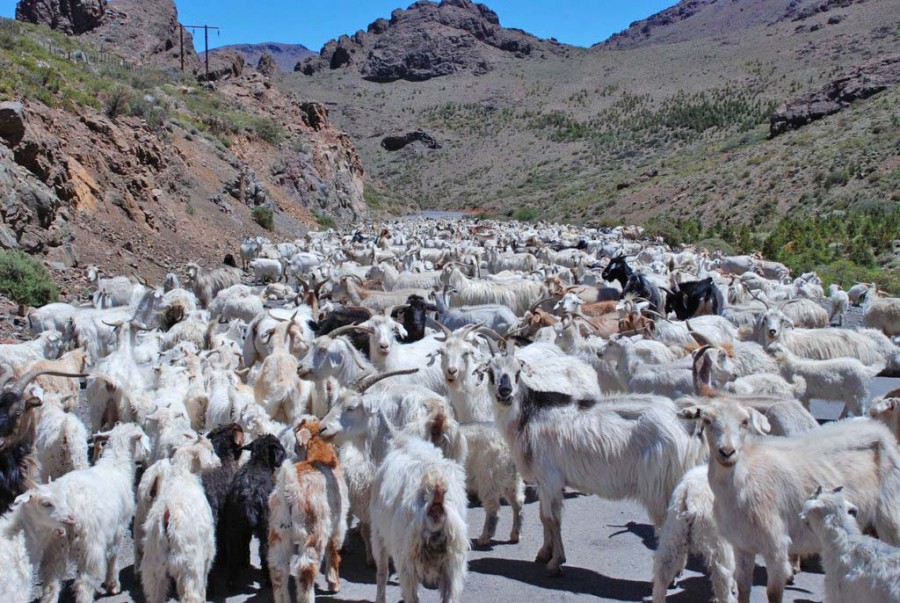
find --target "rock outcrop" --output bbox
[770,53,900,136]
[15,0,105,34]
[381,131,441,151]
[298,0,566,82]
[84,0,200,71]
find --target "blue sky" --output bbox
[0,1,679,51]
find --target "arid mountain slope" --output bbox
[205,43,315,73]
[284,0,899,226]
[0,9,367,281]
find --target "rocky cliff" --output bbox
[298,0,569,82]
[0,17,367,281]
[15,0,105,34]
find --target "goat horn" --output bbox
[329,324,374,338]
[102,320,125,328]
[384,304,409,317]
[8,370,89,396]
[881,387,900,399]
[457,321,484,340]
[529,296,553,313]
[427,317,452,341]
[351,368,419,393]
[686,321,714,347]
[133,273,147,286]
[297,278,310,293]
[750,291,770,310]
[504,338,516,357]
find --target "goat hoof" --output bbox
[508,534,520,544]
[475,537,492,549]
[535,548,552,564]
[545,562,564,577]
[328,581,341,593]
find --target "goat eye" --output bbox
[702,417,711,426]
[741,419,749,428]
[41,501,53,508]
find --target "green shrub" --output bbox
[314,210,336,229]
[103,86,131,120]
[696,238,735,255]
[251,206,274,231]
[513,207,539,222]
[0,250,58,306]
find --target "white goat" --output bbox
[682,400,900,603]
[460,422,524,548]
[39,423,150,603]
[769,343,881,417]
[481,342,705,574]
[140,435,220,603]
[370,434,468,603]
[800,486,900,603]
[0,486,75,603]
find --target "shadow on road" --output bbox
[468,557,651,601]
[606,521,657,551]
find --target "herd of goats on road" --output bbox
[1,218,900,603]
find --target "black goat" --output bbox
[391,295,438,343]
[601,255,634,289]
[203,423,245,525]
[219,434,286,585]
[549,239,588,252]
[311,304,374,353]
[603,256,664,313]
[0,368,86,513]
[665,277,725,320]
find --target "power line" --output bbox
[181,24,220,78]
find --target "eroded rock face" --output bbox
[257,53,277,77]
[381,131,441,151]
[15,0,105,34]
[297,0,563,82]
[770,53,900,136]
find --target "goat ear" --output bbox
[25,396,42,409]
[680,406,705,420]
[832,486,844,494]
[272,444,286,467]
[295,427,312,447]
[519,360,534,377]
[748,408,771,435]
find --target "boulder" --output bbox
[770,53,900,137]
[381,131,441,151]
[0,102,26,146]
[257,52,277,77]
[15,0,105,34]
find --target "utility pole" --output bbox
[181,24,220,79]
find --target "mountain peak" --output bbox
[298,0,568,82]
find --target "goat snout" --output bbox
[768,329,776,336]
[717,446,736,464]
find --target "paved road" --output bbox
[47,377,898,603]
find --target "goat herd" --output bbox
[2,218,900,603]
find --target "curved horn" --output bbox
[384,304,409,317]
[351,368,419,393]
[528,296,553,313]
[750,290,770,310]
[426,317,453,341]
[9,370,88,396]
[329,324,374,338]
[686,320,714,347]
[297,278,310,294]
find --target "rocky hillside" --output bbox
[600,0,871,49]
[205,43,315,73]
[284,0,898,229]
[297,0,573,82]
[0,8,367,284]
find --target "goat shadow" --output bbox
[606,521,657,551]
[468,557,651,602]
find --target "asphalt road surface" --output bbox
[44,377,899,603]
